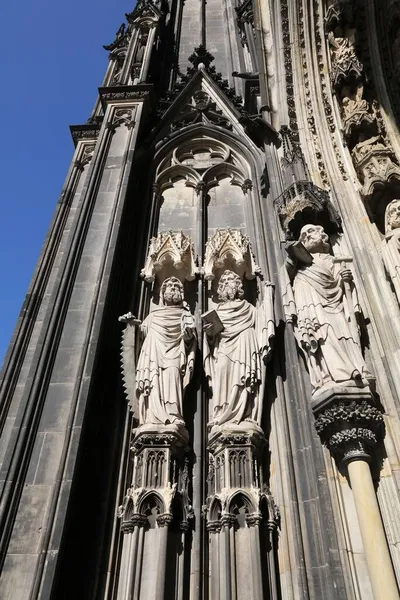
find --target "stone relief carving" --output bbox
[204,270,275,431]
[382,199,400,305]
[328,33,363,90]
[285,224,373,396]
[325,4,400,210]
[202,229,260,281]
[140,231,197,283]
[119,277,197,431]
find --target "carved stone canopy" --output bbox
[329,37,364,91]
[351,137,400,203]
[202,229,260,280]
[140,231,197,283]
[276,181,342,240]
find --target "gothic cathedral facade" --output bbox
[1,0,400,599]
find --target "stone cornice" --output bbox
[98,84,155,110]
[69,122,102,147]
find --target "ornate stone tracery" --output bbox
[140,231,197,283]
[202,229,260,281]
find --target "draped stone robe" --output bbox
[292,253,370,392]
[382,229,400,305]
[136,306,196,425]
[204,298,273,427]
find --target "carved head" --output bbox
[160,277,184,306]
[217,270,244,302]
[299,224,330,254]
[385,199,400,232]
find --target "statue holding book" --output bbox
[285,224,373,395]
[119,277,197,430]
[203,270,275,430]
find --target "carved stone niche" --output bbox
[276,181,342,241]
[140,231,197,283]
[351,137,400,206]
[202,229,260,281]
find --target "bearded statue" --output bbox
[120,277,197,430]
[286,224,373,395]
[203,270,275,431]
[382,199,400,306]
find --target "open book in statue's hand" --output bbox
[285,240,313,266]
[201,309,224,336]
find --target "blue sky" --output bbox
[0,0,133,365]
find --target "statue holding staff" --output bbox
[285,224,373,395]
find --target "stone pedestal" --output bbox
[117,427,192,600]
[205,427,280,600]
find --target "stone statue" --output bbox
[203,270,275,429]
[120,277,197,428]
[382,199,400,305]
[286,224,372,395]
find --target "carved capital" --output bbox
[156,513,174,527]
[245,513,262,528]
[220,514,236,528]
[312,388,384,463]
[195,180,207,194]
[207,520,222,533]
[241,178,253,193]
[140,231,197,283]
[131,427,189,454]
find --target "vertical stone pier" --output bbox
[117,427,192,600]
[205,426,280,600]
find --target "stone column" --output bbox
[312,386,399,600]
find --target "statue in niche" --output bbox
[131,31,148,82]
[120,277,197,429]
[133,31,148,64]
[203,270,275,430]
[382,199,400,305]
[286,224,373,395]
